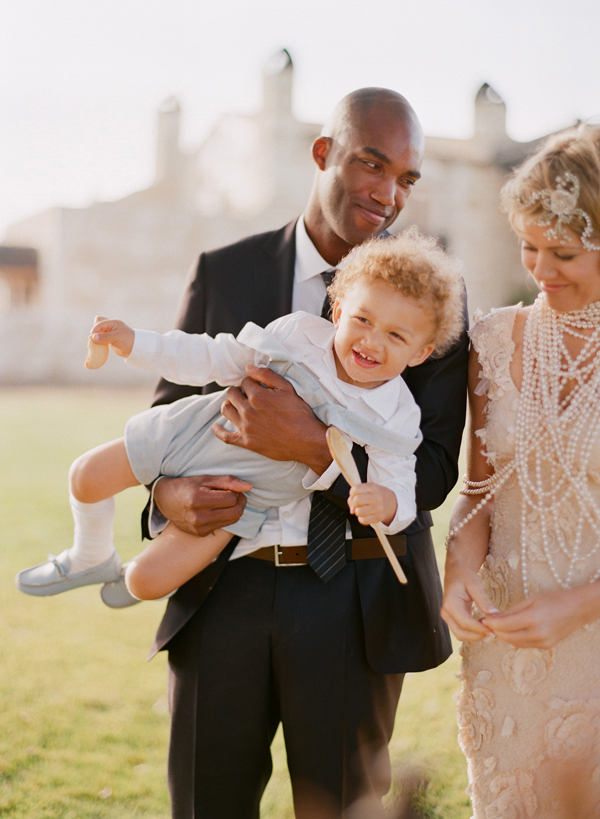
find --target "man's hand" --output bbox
[153,474,252,538]
[348,483,397,527]
[212,364,332,475]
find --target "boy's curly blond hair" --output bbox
[329,227,464,356]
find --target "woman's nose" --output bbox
[533,253,557,279]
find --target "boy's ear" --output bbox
[331,298,342,326]
[407,343,435,368]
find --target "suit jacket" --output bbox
[149,220,468,673]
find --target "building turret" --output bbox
[473,83,508,148]
[262,49,293,122]
[155,96,181,184]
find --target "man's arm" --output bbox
[403,319,469,511]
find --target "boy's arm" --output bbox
[362,450,417,534]
[125,327,255,388]
[360,395,421,533]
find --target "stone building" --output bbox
[0,52,559,385]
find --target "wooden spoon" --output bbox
[326,426,407,584]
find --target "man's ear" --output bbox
[332,298,342,327]
[312,136,332,171]
[407,343,435,368]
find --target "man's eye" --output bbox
[400,178,416,187]
[362,160,379,170]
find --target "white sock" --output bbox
[68,494,117,573]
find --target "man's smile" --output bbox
[356,203,392,226]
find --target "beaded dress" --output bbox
[456,303,600,819]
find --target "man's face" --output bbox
[314,108,424,249]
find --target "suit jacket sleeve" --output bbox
[403,303,469,511]
[153,254,210,406]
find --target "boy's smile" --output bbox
[331,279,435,389]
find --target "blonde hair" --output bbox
[329,227,464,356]
[501,124,600,244]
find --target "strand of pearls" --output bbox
[447,294,600,594]
[517,295,600,594]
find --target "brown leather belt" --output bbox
[247,536,407,566]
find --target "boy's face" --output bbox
[331,279,435,390]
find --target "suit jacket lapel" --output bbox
[253,219,296,320]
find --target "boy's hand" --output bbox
[91,317,135,358]
[348,483,397,527]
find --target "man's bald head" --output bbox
[321,88,423,149]
[304,88,424,266]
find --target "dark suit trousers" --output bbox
[167,556,404,819]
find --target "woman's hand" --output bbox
[442,558,498,642]
[482,584,600,649]
[348,483,397,526]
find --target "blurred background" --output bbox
[3,2,600,814]
[1,0,600,385]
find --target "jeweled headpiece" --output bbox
[518,171,600,251]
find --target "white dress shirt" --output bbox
[291,215,330,314]
[133,309,420,558]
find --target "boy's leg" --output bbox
[125,523,233,601]
[17,439,140,595]
[67,438,139,571]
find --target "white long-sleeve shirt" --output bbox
[128,310,421,559]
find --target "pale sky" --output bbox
[1,0,599,238]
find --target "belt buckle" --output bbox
[274,545,306,567]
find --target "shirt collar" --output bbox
[294,215,332,284]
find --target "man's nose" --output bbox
[371,175,396,208]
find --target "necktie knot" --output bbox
[320,269,337,320]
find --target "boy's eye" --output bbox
[390,332,404,342]
[355,315,370,324]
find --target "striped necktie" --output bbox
[307,266,348,582]
[306,491,348,582]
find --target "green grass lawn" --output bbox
[0,387,470,818]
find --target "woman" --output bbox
[442,125,600,818]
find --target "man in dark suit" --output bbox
[147,88,468,819]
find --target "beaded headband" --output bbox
[518,171,600,251]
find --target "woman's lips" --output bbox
[540,283,567,293]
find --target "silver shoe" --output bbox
[100,566,141,609]
[16,549,122,596]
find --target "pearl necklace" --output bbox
[448,294,600,596]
